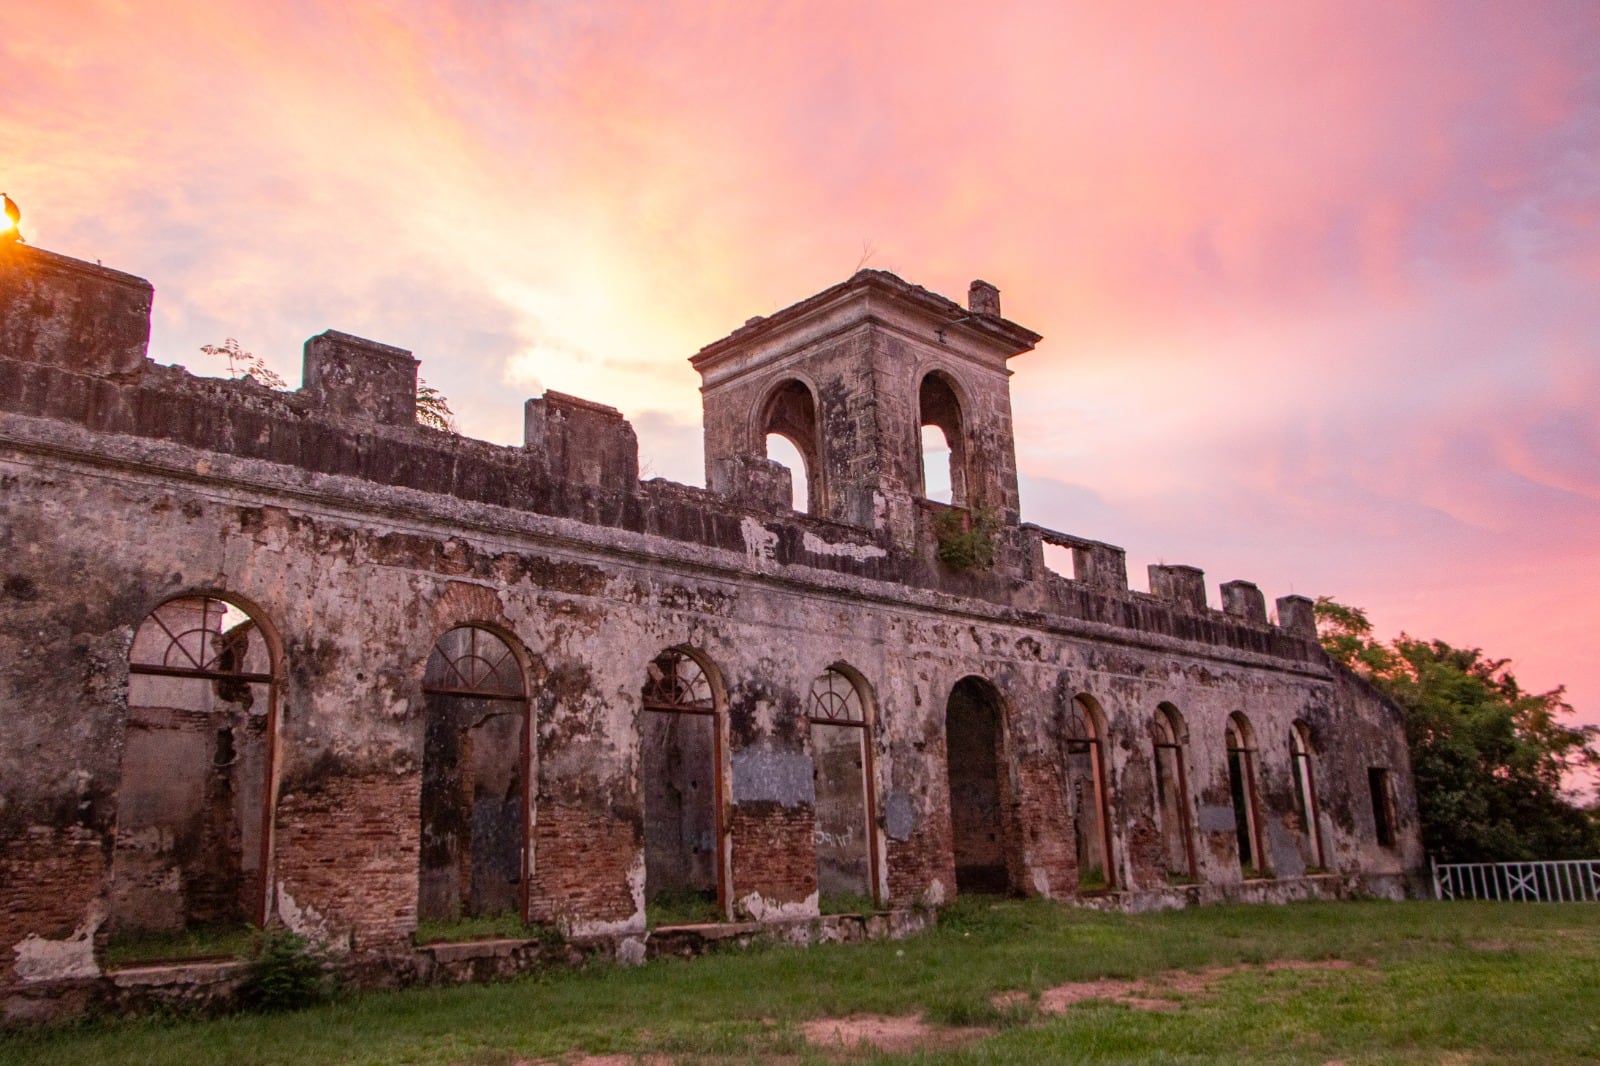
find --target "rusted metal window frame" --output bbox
[1291,723,1325,869]
[641,648,728,914]
[423,625,526,702]
[419,624,532,922]
[807,666,880,906]
[1066,695,1116,889]
[1226,715,1267,876]
[128,594,272,684]
[1152,705,1198,880]
[125,593,279,929]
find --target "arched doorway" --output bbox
[418,626,529,926]
[1226,713,1266,876]
[641,648,726,918]
[1152,703,1197,880]
[110,594,278,958]
[944,675,1009,894]
[1291,721,1325,870]
[1065,695,1114,890]
[808,666,877,905]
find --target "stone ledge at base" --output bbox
[1071,872,1406,915]
[2,908,935,1027]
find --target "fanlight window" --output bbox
[809,669,865,723]
[1063,699,1097,754]
[423,626,524,699]
[129,595,269,682]
[643,650,714,712]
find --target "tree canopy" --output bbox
[1316,597,1599,862]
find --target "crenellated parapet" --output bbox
[0,242,1323,664]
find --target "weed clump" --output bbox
[934,507,1000,571]
[238,929,334,1013]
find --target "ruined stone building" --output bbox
[0,243,1423,1018]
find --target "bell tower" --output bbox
[691,271,1040,543]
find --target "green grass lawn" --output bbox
[5,898,1598,1064]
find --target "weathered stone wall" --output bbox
[0,244,1424,1020]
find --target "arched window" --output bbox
[1066,695,1114,890]
[110,595,278,961]
[1152,704,1196,880]
[759,379,821,514]
[945,675,1012,894]
[918,371,968,506]
[1226,713,1266,876]
[640,648,725,920]
[1291,722,1324,870]
[809,666,877,907]
[418,626,528,929]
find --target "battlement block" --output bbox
[524,390,639,490]
[0,244,152,378]
[302,330,418,426]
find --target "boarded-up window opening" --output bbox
[809,668,877,905]
[419,626,528,927]
[1226,714,1266,876]
[641,649,724,916]
[1066,696,1114,890]
[1291,723,1325,869]
[111,595,277,960]
[1153,704,1197,880]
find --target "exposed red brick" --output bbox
[730,801,816,910]
[0,827,104,993]
[273,772,420,955]
[529,802,638,926]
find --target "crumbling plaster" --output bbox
[0,245,1423,1020]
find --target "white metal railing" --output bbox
[1432,859,1600,902]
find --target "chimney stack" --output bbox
[968,279,1001,317]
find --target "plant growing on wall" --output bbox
[415,380,456,432]
[935,506,1000,571]
[202,339,455,431]
[203,337,287,390]
[238,928,334,1013]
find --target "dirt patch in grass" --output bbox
[521,1049,678,1056]
[1001,958,1366,1016]
[799,1014,991,1055]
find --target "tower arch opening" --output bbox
[918,371,969,507]
[759,378,821,514]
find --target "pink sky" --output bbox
[5,2,1599,754]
